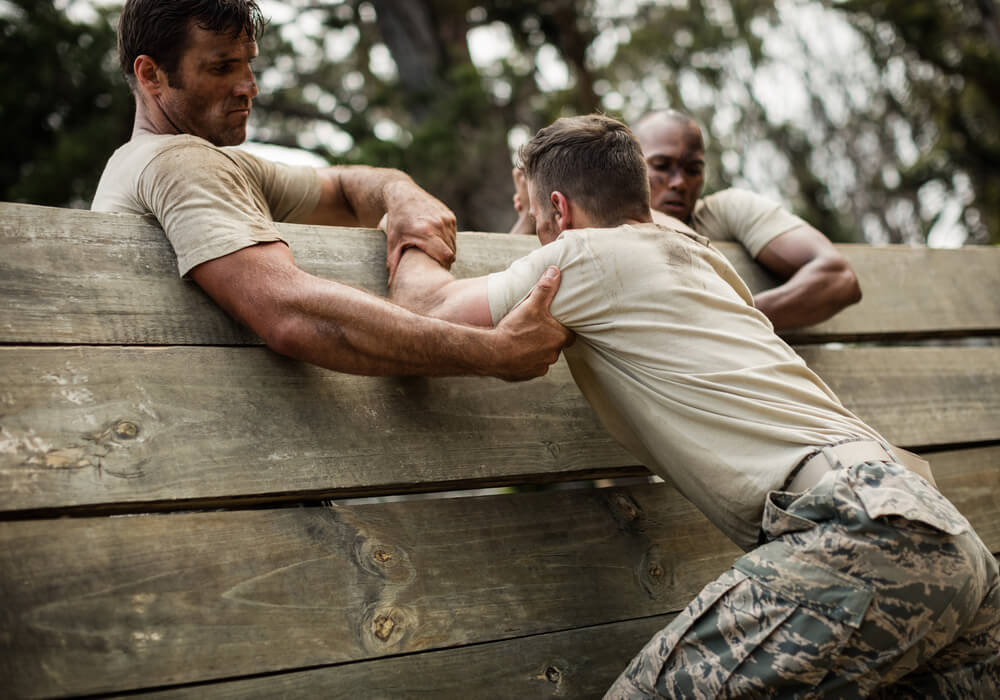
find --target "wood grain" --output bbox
[1,345,997,512]
[105,615,676,700]
[0,483,735,698]
[3,202,999,345]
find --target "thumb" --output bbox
[528,266,561,310]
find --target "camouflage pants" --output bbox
[605,458,1000,699]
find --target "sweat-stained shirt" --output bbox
[487,221,884,550]
[92,134,321,276]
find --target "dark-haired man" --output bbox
[511,109,861,331]
[392,114,999,697]
[92,0,570,380]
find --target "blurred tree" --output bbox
[0,0,132,207]
[829,0,1000,243]
[2,0,996,244]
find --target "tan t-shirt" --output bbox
[487,222,883,550]
[92,134,322,276]
[692,188,808,257]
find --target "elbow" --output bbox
[814,252,861,311]
[259,311,316,361]
[835,258,862,308]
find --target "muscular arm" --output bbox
[302,165,457,281]
[753,225,862,330]
[388,247,494,327]
[189,241,569,380]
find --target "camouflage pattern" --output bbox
[605,458,1000,699]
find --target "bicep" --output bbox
[300,168,361,226]
[755,224,840,280]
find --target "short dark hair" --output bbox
[518,114,650,226]
[118,0,265,90]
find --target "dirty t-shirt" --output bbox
[92,134,321,276]
[692,188,809,258]
[486,221,884,550]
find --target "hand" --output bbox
[509,167,537,237]
[512,167,529,214]
[491,266,574,381]
[382,183,457,284]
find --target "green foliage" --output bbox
[2,0,996,243]
[0,0,132,207]
[831,0,1000,243]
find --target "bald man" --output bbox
[511,110,862,331]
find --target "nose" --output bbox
[235,65,258,100]
[666,166,686,190]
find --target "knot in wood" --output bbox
[543,440,560,459]
[372,613,397,642]
[372,547,393,564]
[113,421,139,440]
[545,666,562,683]
[648,564,664,579]
[612,493,639,521]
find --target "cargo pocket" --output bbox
[721,539,875,688]
[849,461,969,536]
[642,543,874,697]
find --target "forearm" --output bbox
[265,271,496,376]
[388,248,459,316]
[389,248,493,327]
[754,255,861,330]
[336,166,418,227]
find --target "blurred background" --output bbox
[2,0,997,244]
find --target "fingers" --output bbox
[527,266,561,309]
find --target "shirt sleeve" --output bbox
[693,188,809,258]
[137,142,317,277]
[486,232,606,329]
[224,148,322,223]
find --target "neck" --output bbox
[130,93,181,139]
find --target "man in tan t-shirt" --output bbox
[510,110,862,331]
[92,0,571,381]
[390,114,999,697]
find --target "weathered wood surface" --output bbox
[1,345,997,512]
[3,202,999,345]
[107,615,676,700]
[3,442,997,700]
[0,483,736,698]
[929,444,1000,548]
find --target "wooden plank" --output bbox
[0,346,630,512]
[0,484,738,698]
[798,345,1000,449]
[106,615,676,700]
[3,445,995,699]
[1,345,998,512]
[932,444,1000,549]
[3,202,999,345]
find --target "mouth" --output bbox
[658,199,688,215]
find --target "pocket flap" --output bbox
[735,540,873,628]
[851,463,970,536]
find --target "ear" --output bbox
[134,55,165,95]
[550,191,573,231]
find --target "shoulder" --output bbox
[697,187,776,215]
